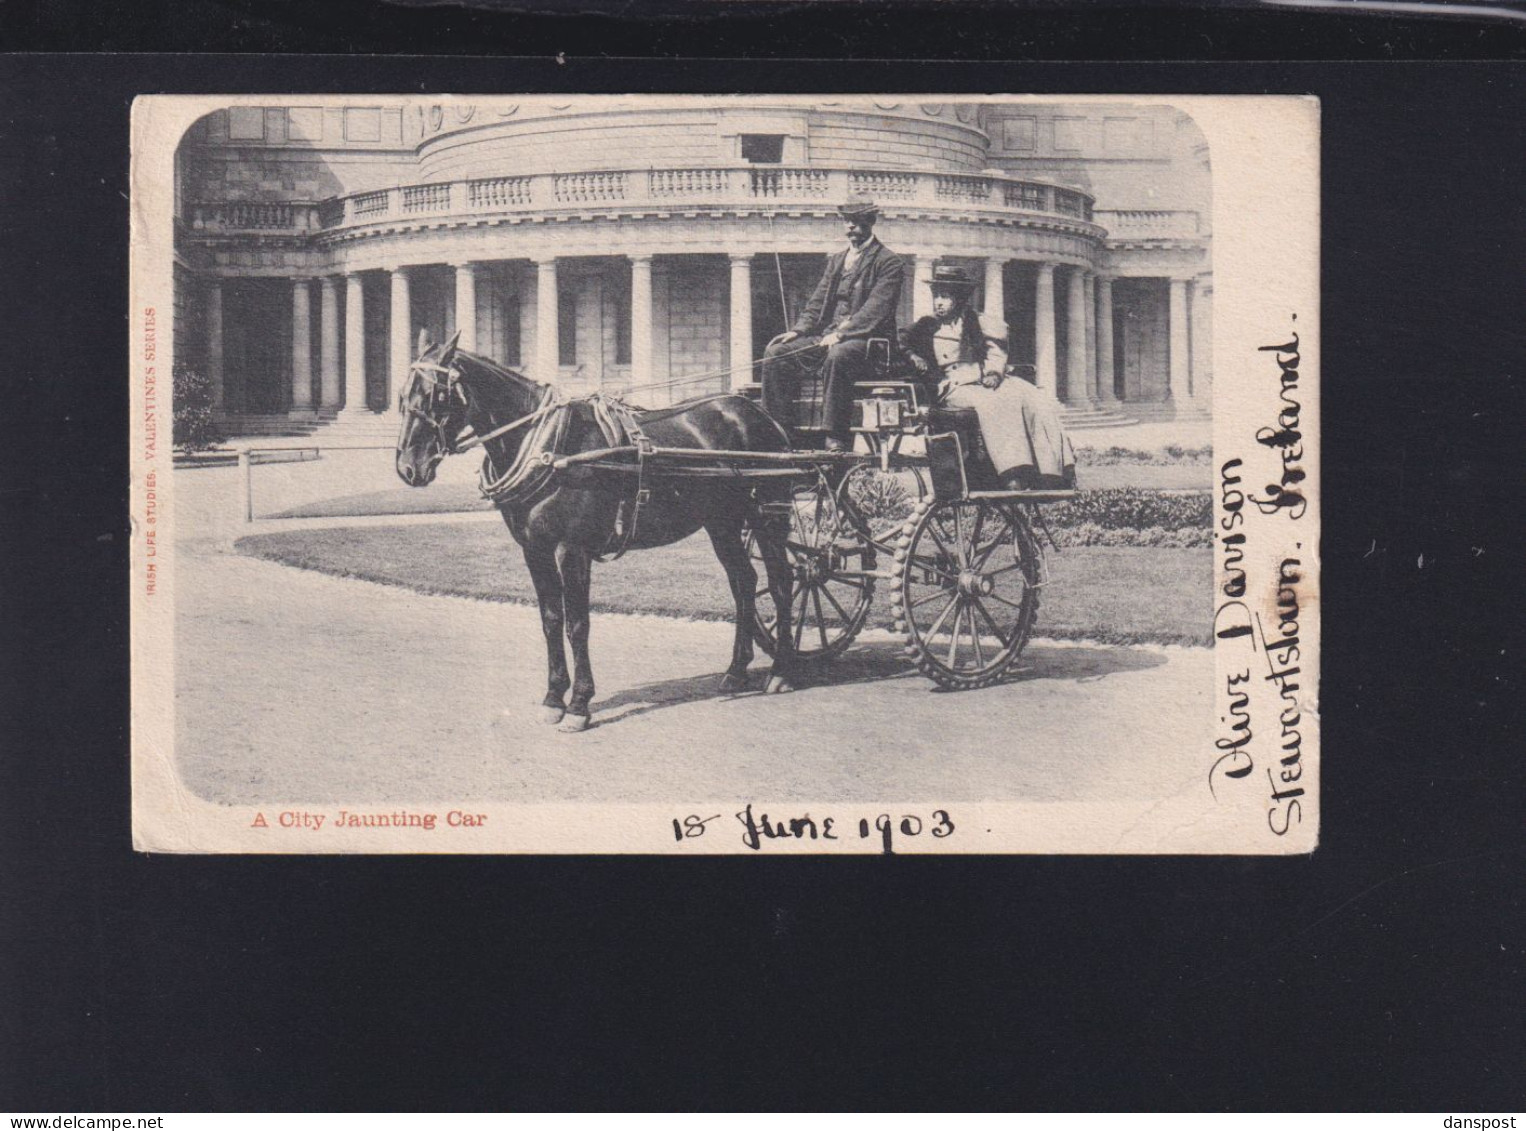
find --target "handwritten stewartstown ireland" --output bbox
[128,94,1318,854]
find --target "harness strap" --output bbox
[588,394,655,563]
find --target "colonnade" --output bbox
[199,255,1210,417]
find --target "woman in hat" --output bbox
[900,265,1076,490]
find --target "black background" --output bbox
[2,22,1524,1113]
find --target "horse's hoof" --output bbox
[719,671,750,693]
[766,674,796,695]
[557,713,591,734]
[539,706,566,725]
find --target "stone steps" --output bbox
[1060,405,1141,430]
[219,411,399,445]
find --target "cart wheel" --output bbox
[748,476,875,665]
[891,497,1042,690]
[836,464,927,553]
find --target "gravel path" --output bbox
[174,539,1212,807]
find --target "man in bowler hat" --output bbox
[762,198,905,450]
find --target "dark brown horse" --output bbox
[395,331,801,732]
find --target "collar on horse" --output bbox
[407,357,659,560]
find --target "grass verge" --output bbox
[235,522,1211,647]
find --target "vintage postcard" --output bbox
[130,94,1318,854]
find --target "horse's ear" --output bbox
[416,327,433,360]
[442,329,462,358]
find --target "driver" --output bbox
[761,197,905,452]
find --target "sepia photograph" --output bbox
[131,94,1318,853]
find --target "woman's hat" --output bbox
[927,265,978,292]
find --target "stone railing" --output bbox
[308,166,1099,231]
[187,201,321,233]
[1094,209,1201,240]
[188,169,1105,237]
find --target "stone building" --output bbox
[172,98,1211,437]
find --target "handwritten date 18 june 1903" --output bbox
[672,806,955,853]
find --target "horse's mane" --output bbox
[453,349,542,392]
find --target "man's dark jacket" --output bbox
[792,241,905,341]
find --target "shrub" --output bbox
[1076,444,1213,467]
[847,470,913,527]
[1052,521,1210,548]
[173,359,226,454]
[1048,488,1211,532]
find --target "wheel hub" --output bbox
[958,568,995,598]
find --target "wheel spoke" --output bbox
[812,588,829,648]
[945,601,965,667]
[983,591,1027,612]
[907,555,960,585]
[908,586,952,610]
[953,506,972,567]
[829,574,870,591]
[972,595,1011,647]
[924,591,961,641]
[792,588,809,649]
[924,518,955,563]
[973,517,1014,570]
[968,605,987,668]
[984,560,1028,578]
[820,583,853,623]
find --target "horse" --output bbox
[394,330,802,733]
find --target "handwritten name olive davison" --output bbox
[1209,324,1311,836]
[253,809,489,830]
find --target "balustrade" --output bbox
[350,190,390,220]
[1093,209,1200,238]
[650,168,730,197]
[554,171,628,203]
[935,175,991,203]
[402,184,452,214]
[190,167,1114,242]
[468,176,534,209]
[1004,183,1049,210]
[1054,189,1091,220]
[748,167,829,198]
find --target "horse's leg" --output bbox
[556,545,595,733]
[705,517,757,693]
[523,543,570,724]
[754,515,798,694]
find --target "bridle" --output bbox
[400,356,560,458]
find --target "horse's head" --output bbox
[395,328,466,487]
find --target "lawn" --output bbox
[236,522,1211,646]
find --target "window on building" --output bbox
[740,134,786,164]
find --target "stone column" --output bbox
[1190,279,1212,405]
[453,262,478,353]
[205,278,224,411]
[983,256,1006,330]
[535,258,559,381]
[1033,263,1057,395]
[388,266,413,406]
[341,272,369,416]
[319,276,342,409]
[1065,268,1092,407]
[1168,277,1190,401]
[1095,274,1118,405]
[728,254,754,387]
[1082,272,1098,402]
[912,254,936,321]
[630,255,654,388]
[289,278,315,417]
